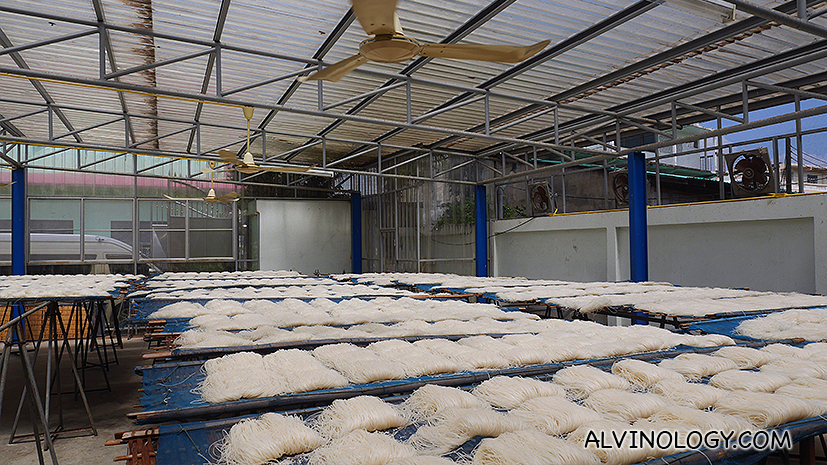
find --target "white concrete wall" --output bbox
[258,199,351,275]
[491,193,827,294]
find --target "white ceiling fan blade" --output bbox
[298,54,370,83]
[419,40,551,63]
[164,194,191,201]
[351,0,400,36]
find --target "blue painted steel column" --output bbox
[11,166,25,275]
[628,151,648,282]
[475,184,488,277]
[351,192,362,274]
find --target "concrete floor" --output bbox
[0,337,145,465]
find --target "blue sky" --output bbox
[698,98,827,164]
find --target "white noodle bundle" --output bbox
[611,359,684,388]
[204,299,249,315]
[263,349,348,393]
[583,389,671,422]
[310,430,416,465]
[313,343,407,384]
[174,330,252,348]
[657,353,737,380]
[457,336,549,366]
[641,405,752,435]
[568,420,676,465]
[199,352,286,402]
[552,365,631,399]
[413,339,510,370]
[508,396,601,435]
[217,413,325,465]
[712,346,776,369]
[713,391,815,427]
[709,369,791,392]
[760,343,810,359]
[471,376,564,409]
[775,377,827,414]
[473,429,601,465]
[679,334,736,347]
[149,301,205,319]
[387,457,455,465]
[649,378,727,409]
[313,396,408,439]
[804,342,827,358]
[737,307,827,341]
[402,385,488,421]
[189,314,233,330]
[408,407,518,454]
[368,340,458,377]
[761,358,827,380]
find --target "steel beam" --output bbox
[0,26,80,142]
[718,0,827,39]
[186,0,232,154]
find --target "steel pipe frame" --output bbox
[483,102,827,185]
[283,0,523,161]
[0,25,82,144]
[327,0,661,166]
[91,0,137,145]
[0,95,497,171]
[475,35,827,164]
[437,0,826,164]
[3,0,824,188]
[0,66,608,165]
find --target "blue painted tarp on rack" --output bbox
[132,343,762,424]
[153,402,827,465]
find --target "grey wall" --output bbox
[491,193,827,294]
[258,199,351,275]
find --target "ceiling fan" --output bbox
[164,161,240,203]
[218,107,333,177]
[297,0,551,82]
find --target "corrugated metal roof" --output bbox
[0,0,825,174]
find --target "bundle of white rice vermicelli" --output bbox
[712,346,776,369]
[760,358,827,380]
[639,405,752,435]
[198,352,286,403]
[263,349,349,393]
[648,378,728,409]
[713,391,815,428]
[507,395,601,435]
[456,335,550,366]
[402,385,489,421]
[473,429,601,465]
[583,389,671,422]
[657,353,737,381]
[408,406,519,454]
[313,343,407,384]
[552,365,631,399]
[774,377,827,414]
[759,343,810,359]
[310,430,417,465]
[412,339,510,370]
[368,340,458,377]
[312,396,409,439]
[708,369,791,392]
[216,413,325,465]
[611,359,684,388]
[471,376,565,409]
